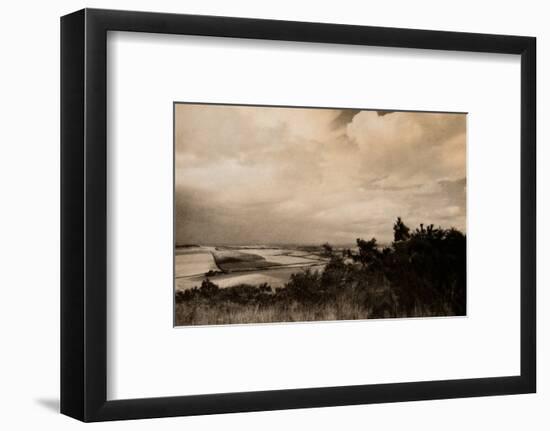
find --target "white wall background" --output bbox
[0,0,547,429]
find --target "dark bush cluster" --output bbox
[386,221,466,315]
[344,218,466,316]
[176,279,274,305]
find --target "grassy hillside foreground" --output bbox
[175,218,466,326]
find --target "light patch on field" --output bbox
[239,248,325,265]
[174,246,328,291]
[175,264,326,291]
[286,250,312,257]
[175,252,219,278]
[175,245,217,255]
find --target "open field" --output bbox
[175,245,328,291]
[176,264,326,291]
[175,252,219,278]
[238,248,320,265]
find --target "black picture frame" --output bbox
[61,8,536,422]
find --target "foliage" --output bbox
[321,242,334,258]
[393,216,410,242]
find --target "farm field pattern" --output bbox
[175,246,328,291]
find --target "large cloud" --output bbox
[175,105,466,245]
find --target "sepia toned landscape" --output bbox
[174,103,466,326]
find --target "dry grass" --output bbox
[175,296,370,326]
[174,286,459,326]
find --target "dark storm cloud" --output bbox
[329,109,361,130]
[175,105,466,245]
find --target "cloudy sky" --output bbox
[175,104,466,245]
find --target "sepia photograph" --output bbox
[174,103,467,326]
